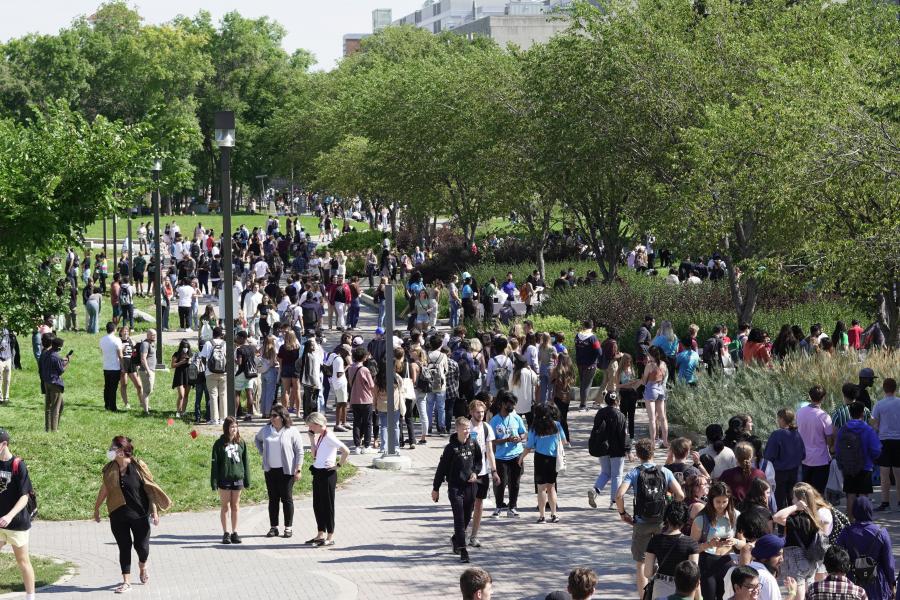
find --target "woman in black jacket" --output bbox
[587,392,630,511]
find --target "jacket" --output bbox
[210,438,251,490]
[592,405,630,458]
[254,424,305,475]
[0,329,21,369]
[835,420,882,473]
[101,459,172,515]
[763,427,806,471]
[433,435,482,491]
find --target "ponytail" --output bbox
[734,442,754,478]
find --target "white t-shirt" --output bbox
[699,445,738,478]
[173,240,183,259]
[253,260,269,280]
[243,291,263,318]
[723,561,781,600]
[509,368,538,415]
[329,355,346,390]
[176,285,194,308]
[469,420,495,477]
[311,430,349,469]
[100,333,123,370]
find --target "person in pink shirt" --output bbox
[346,346,375,455]
[796,385,834,495]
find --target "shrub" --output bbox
[327,229,389,254]
[668,350,899,441]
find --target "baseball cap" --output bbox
[462,271,471,280]
[0,428,9,443]
[859,368,877,379]
[375,326,385,335]
[751,534,785,560]
[351,336,365,347]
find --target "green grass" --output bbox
[3,298,355,521]
[82,212,348,241]
[0,553,71,593]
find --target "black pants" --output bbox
[448,483,477,550]
[462,298,476,321]
[802,464,830,496]
[493,458,523,510]
[352,404,373,448]
[120,304,134,329]
[178,306,191,329]
[302,385,319,419]
[554,398,571,441]
[619,388,639,438]
[577,364,596,407]
[311,466,337,534]
[699,551,733,600]
[109,511,150,574]
[104,369,121,411]
[401,398,415,445]
[775,468,799,510]
[264,469,296,527]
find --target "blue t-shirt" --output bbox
[651,335,679,357]
[873,395,900,440]
[490,412,527,461]
[500,280,517,296]
[622,463,676,523]
[526,421,567,457]
[461,284,474,299]
[675,350,700,384]
[407,281,425,296]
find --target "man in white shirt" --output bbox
[242,282,263,337]
[723,534,792,600]
[467,399,499,549]
[175,279,195,331]
[99,322,123,411]
[253,259,269,282]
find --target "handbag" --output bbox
[555,432,567,474]
[401,362,417,400]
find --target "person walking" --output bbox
[0,428,36,600]
[254,404,305,539]
[38,336,69,432]
[489,391,527,518]
[304,412,350,547]
[836,496,896,600]
[99,322,123,411]
[93,436,171,595]
[432,416,482,564]
[872,377,900,512]
[211,417,250,545]
[588,392,630,511]
[519,404,568,523]
[574,320,601,411]
[466,398,499,548]
[137,330,157,413]
[550,351,575,440]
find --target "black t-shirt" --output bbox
[237,345,257,377]
[646,533,699,576]
[115,462,150,519]
[667,462,701,487]
[0,457,33,530]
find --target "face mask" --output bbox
[107,449,118,461]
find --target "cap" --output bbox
[351,336,364,347]
[859,368,877,379]
[462,271,471,280]
[375,326,385,335]
[0,428,8,443]
[751,534,785,560]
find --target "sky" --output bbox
[0,0,427,70]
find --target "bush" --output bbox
[327,229,389,254]
[668,350,899,441]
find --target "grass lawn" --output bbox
[2,298,355,521]
[0,553,71,593]
[82,212,348,241]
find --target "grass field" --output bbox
[0,554,71,593]
[82,212,349,241]
[2,298,355,521]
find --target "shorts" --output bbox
[0,528,29,548]
[235,373,258,392]
[533,452,558,485]
[121,358,136,374]
[877,439,900,468]
[475,474,490,500]
[333,387,348,405]
[139,369,156,396]
[217,479,245,491]
[631,520,662,562]
[113,305,121,318]
[782,545,817,581]
[843,470,874,495]
[134,273,144,283]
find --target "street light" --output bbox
[151,158,165,370]
[215,110,237,418]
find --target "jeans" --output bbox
[416,393,428,439]
[191,301,200,329]
[178,306,191,329]
[193,375,209,422]
[539,369,551,405]
[86,300,100,334]
[260,369,279,417]
[378,411,401,453]
[377,302,386,328]
[264,469,296,527]
[161,305,170,331]
[594,455,625,502]
[426,391,447,433]
[247,317,260,337]
[449,299,460,328]
[494,458,522,510]
[352,404,373,448]
[44,383,64,432]
[577,364,596,407]
[348,298,360,329]
[120,304,134,329]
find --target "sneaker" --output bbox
[549,514,560,523]
[609,501,617,511]
[587,488,598,509]
[174,412,181,418]
[352,447,362,455]
[222,532,232,544]
[874,502,891,512]
[206,420,216,425]
[507,508,520,518]
[536,516,546,523]
[417,438,427,445]
[459,547,470,563]
[334,425,347,432]
[265,527,279,538]
[282,528,293,538]
[363,446,375,454]
[492,508,504,518]
[230,532,242,544]
[469,536,481,548]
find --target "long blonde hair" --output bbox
[282,330,300,351]
[792,482,830,530]
[734,442,754,478]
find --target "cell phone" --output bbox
[67,350,74,357]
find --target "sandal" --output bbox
[114,583,132,594]
[139,569,149,584]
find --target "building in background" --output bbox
[343,33,369,57]
[392,0,512,33]
[373,8,393,31]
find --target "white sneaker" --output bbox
[353,447,362,455]
[506,508,519,518]
[608,501,617,511]
[587,488,598,509]
[492,508,504,518]
[206,420,216,425]
[175,412,181,418]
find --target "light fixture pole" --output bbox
[152,159,165,370]
[215,111,237,417]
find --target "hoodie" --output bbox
[433,435,482,491]
[763,427,806,472]
[835,419,882,472]
[574,331,601,367]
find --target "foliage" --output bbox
[0,260,69,334]
[669,351,899,442]
[0,554,71,592]
[326,229,388,254]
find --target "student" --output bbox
[805,546,867,600]
[210,417,251,545]
[588,392,630,510]
[432,417,482,564]
[551,568,598,600]
[727,566,762,600]
[773,483,834,599]
[834,401,881,518]
[519,404,568,523]
[643,502,700,599]
[254,404,305,539]
[489,391,527,518]
[460,567,493,600]
[763,408,806,509]
[699,424,737,479]
[675,337,700,385]
[0,429,35,600]
[719,442,767,504]
[616,438,685,599]
[669,560,701,600]
[691,481,745,600]
[872,377,900,512]
[797,385,834,495]
[836,497,896,600]
[305,412,350,547]
[574,320,601,411]
[467,399,499,548]
[724,534,799,600]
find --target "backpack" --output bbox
[208,340,227,374]
[828,508,851,546]
[321,353,334,378]
[835,427,866,477]
[119,285,133,306]
[588,411,609,457]
[242,347,258,378]
[423,356,445,393]
[634,465,667,521]
[456,355,475,386]
[11,458,38,521]
[850,529,883,585]
[415,359,433,393]
[186,353,202,384]
[701,336,721,367]
[492,356,510,392]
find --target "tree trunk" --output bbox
[536,245,546,282]
[726,256,758,326]
[877,285,899,348]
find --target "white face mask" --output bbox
[107,449,118,461]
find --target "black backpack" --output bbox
[588,410,609,457]
[456,355,475,386]
[12,458,38,521]
[701,336,721,367]
[835,427,866,477]
[208,340,227,374]
[850,529,883,585]
[492,356,510,392]
[634,465,667,521]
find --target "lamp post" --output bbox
[215,110,237,417]
[152,159,165,370]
